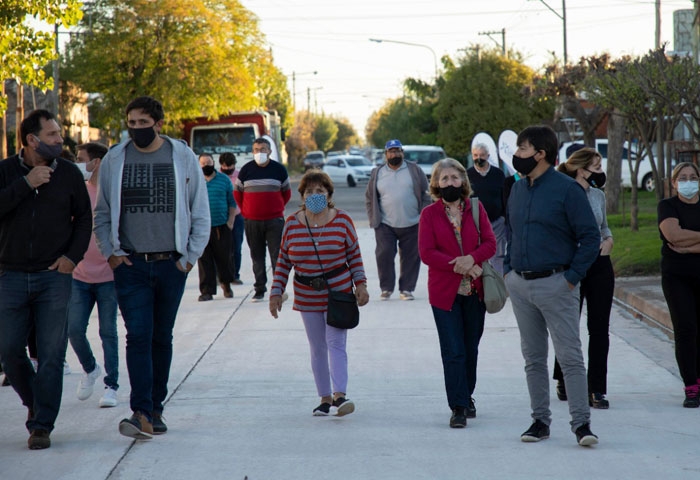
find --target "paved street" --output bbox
[0,224,696,480]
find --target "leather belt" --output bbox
[294,266,348,288]
[128,251,180,262]
[515,266,567,280]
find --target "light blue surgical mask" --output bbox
[305,193,327,214]
[677,180,699,199]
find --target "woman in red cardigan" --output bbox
[418,158,497,428]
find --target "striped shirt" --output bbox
[233,161,291,220]
[205,171,236,227]
[271,209,367,312]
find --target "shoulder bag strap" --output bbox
[471,197,481,246]
[303,215,327,284]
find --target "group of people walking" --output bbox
[1,103,699,453]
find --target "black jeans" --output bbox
[661,259,700,387]
[553,253,614,394]
[198,225,234,295]
[244,217,285,294]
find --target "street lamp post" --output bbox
[533,0,567,64]
[291,70,317,110]
[369,38,438,79]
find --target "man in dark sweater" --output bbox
[0,109,91,450]
[234,137,291,301]
[468,143,506,274]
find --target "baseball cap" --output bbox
[385,139,403,150]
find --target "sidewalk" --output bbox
[0,228,694,480]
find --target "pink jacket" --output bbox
[418,199,497,311]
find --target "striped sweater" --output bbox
[271,209,367,312]
[233,161,291,220]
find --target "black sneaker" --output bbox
[28,429,51,450]
[521,419,550,442]
[152,412,167,435]
[466,397,476,418]
[251,292,265,302]
[198,294,213,302]
[556,380,567,401]
[450,407,467,428]
[119,411,153,439]
[683,385,700,408]
[332,397,355,416]
[590,393,609,409]
[312,402,331,416]
[575,423,599,446]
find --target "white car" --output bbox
[559,140,655,191]
[401,145,447,179]
[323,155,374,187]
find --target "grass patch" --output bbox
[607,189,662,276]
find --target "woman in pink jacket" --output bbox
[418,158,496,428]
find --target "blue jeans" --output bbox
[231,214,244,280]
[113,257,187,415]
[0,269,72,432]
[67,279,119,390]
[431,294,486,409]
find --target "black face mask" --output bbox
[220,167,235,175]
[387,155,403,167]
[512,154,538,176]
[440,185,462,202]
[585,170,606,188]
[128,126,157,149]
[202,165,216,177]
[474,158,488,168]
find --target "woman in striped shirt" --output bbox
[269,170,369,417]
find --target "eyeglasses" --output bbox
[678,176,699,182]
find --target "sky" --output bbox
[239,0,693,143]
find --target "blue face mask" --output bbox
[305,193,327,214]
[677,180,699,199]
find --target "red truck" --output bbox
[182,110,284,166]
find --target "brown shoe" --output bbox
[28,429,51,450]
[118,411,153,439]
[221,283,233,298]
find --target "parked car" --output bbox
[559,140,656,191]
[303,151,325,171]
[401,145,447,179]
[322,154,374,187]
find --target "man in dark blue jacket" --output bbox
[0,109,91,450]
[504,125,600,447]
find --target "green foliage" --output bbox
[0,0,83,111]
[313,114,338,152]
[435,50,553,158]
[366,97,436,147]
[61,0,286,139]
[330,116,358,152]
[284,111,316,167]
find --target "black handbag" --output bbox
[304,217,359,329]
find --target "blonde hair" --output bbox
[556,147,601,179]
[671,162,700,182]
[429,158,472,200]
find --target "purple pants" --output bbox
[300,311,348,396]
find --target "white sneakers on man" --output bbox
[76,363,102,401]
[99,387,118,408]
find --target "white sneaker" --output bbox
[399,291,415,301]
[380,291,392,301]
[63,361,72,375]
[99,387,118,408]
[76,363,102,401]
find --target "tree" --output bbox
[365,97,433,148]
[284,111,316,168]
[61,0,279,138]
[0,0,83,155]
[329,116,358,152]
[313,114,338,152]
[435,49,554,159]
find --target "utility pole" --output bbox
[478,28,507,57]
[655,0,661,49]
[534,0,567,64]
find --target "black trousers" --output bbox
[197,225,234,295]
[244,217,285,295]
[553,253,614,394]
[661,259,700,387]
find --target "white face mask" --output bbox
[677,180,699,199]
[254,152,268,165]
[75,162,92,181]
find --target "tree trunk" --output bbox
[15,80,23,154]
[606,110,624,213]
[1,81,6,159]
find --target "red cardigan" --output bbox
[418,199,497,311]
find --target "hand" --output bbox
[25,166,52,189]
[269,295,284,318]
[48,256,75,274]
[449,255,475,276]
[176,261,193,273]
[669,244,691,254]
[600,238,613,256]
[355,283,369,306]
[108,255,132,270]
[467,264,483,279]
[226,220,234,230]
